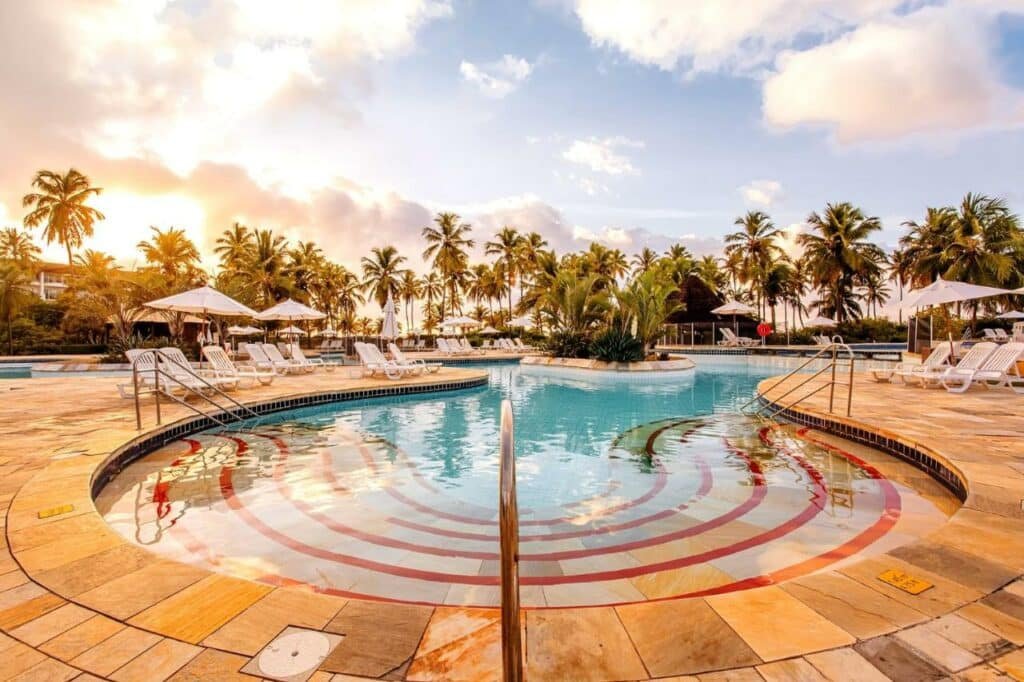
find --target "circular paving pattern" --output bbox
[96,414,955,608]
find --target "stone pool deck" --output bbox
[0,369,1022,680]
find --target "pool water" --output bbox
[96,360,958,607]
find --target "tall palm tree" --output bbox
[419,272,443,329]
[665,244,693,261]
[22,169,105,266]
[516,232,549,300]
[540,271,609,334]
[136,226,201,280]
[214,222,255,273]
[246,229,292,307]
[941,193,1019,287]
[631,247,659,276]
[484,226,523,316]
[0,228,41,269]
[0,262,33,354]
[361,245,408,308]
[695,254,726,293]
[422,212,474,317]
[861,270,889,318]
[799,202,884,323]
[399,269,422,331]
[724,211,783,317]
[335,267,365,333]
[286,241,324,300]
[583,242,628,288]
[888,248,913,323]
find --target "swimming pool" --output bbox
[96,359,957,607]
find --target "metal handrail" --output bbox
[131,349,260,430]
[742,340,857,418]
[498,399,522,682]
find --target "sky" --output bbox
[2,0,1024,274]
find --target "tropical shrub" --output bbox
[546,330,591,359]
[590,328,644,362]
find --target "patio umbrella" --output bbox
[901,277,1012,309]
[508,315,533,328]
[804,315,837,328]
[255,298,326,322]
[227,325,262,336]
[312,327,337,337]
[479,326,499,335]
[711,300,755,333]
[441,315,478,327]
[276,326,307,337]
[996,311,1024,320]
[381,295,399,340]
[145,285,258,317]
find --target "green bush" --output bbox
[546,330,591,359]
[589,328,644,362]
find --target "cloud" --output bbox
[572,0,903,75]
[460,54,535,98]
[569,174,609,196]
[562,136,643,175]
[739,180,783,208]
[762,3,1024,144]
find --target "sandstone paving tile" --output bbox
[7,656,79,682]
[780,570,928,639]
[616,598,760,676]
[838,555,983,618]
[754,658,827,682]
[0,591,66,631]
[75,559,208,620]
[959,603,1024,647]
[803,648,889,682]
[13,527,123,574]
[524,607,648,682]
[405,607,503,682]
[165,648,256,681]
[0,639,47,679]
[927,613,1015,659]
[9,602,94,647]
[34,542,158,598]
[109,637,203,682]
[7,514,112,554]
[69,627,161,677]
[70,674,109,682]
[956,663,1018,681]
[201,587,346,656]
[888,541,1020,594]
[696,669,764,682]
[0,581,48,612]
[707,586,855,662]
[895,621,983,672]
[1007,580,1024,599]
[0,570,29,593]
[855,635,948,681]
[128,574,272,644]
[321,600,434,678]
[39,614,125,661]
[984,591,1024,624]
[993,649,1024,680]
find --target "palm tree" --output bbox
[784,256,810,327]
[335,267,365,333]
[246,229,292,307]
[861,270,889,318]
[361,245,408,308]
[631,247,659,276]
[540,271,609,334]
[695,255,726,293]
[0,262,33,354]
[422,212,474,317]
[583,242,628,288]
[516,232,549,300]
[799,202,884,323]
[888,248,913,323]
[22,169,105,266]
[136,226,201,280]
[287,241,324,300]
[614,271,681,350]
[0,228,41,269]
[724,211,783,317]
[214,222,255,273]
[399,269,422,331]
[484,226,523,316]
[419,272,443,330]
[761,261,793,329]
[941,193,1019,288]
[665,244,693,261]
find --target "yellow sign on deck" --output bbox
[37,504,74,519]
[878,569,933,595]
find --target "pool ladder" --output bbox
[129,349,260,430]
[741,338,857,421]
[498,399,523,682]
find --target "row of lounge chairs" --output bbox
[717,328,758,347]
[872,341,1024,393]
[354,342,441,380]
[981,328,1024,343]
[435,337,536,355]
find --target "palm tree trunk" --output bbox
[66,243,74,267]
[7,309,13,355]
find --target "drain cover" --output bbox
[242,627,343,682]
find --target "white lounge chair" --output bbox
[354,342,411,380]
[203,345,275,387]
[512,338,536,352]
[872,344,952,384]
[263,343,310,374]
[159,347,237,391]
[389,343,441,373]
[437,338,468,356]
[289,343,339,372]
[719,328,758,347]
[941,342,1023,393]
[458,337,485,355]
[245,343,295,375]
[918,342,996,389]
[480,339,492,350]
[982,328,1007,343]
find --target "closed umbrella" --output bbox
[381,295,399,341]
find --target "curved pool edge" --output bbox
[0,366,1021,680]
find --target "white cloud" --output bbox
[562,136,643,175]
[572,0,903,75]
[460,54,534,98]
[740,180,783,208]
[762,3,1024,143]
[569,174,609,196]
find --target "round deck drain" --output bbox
[256,630,333,679]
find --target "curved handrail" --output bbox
[741,340,857,418]
[498,399,522,682]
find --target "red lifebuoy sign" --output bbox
[756,323,772,338]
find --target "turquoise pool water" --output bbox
[98,358,956,607]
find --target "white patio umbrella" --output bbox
[711,300,756,333]
[996,310,1024,320]
[901,277,1012,309]
[441,315,478,327]
[479,326,499,335]
[381,295,399,341]
[145,285,258,317]
[804,315,837,328]
[227,325,262,336]
[277,326,307,337]
[255,298,326,322]
[313,327,338,337]
[508,315,533,328]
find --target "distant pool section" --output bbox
[97,360,957,607]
